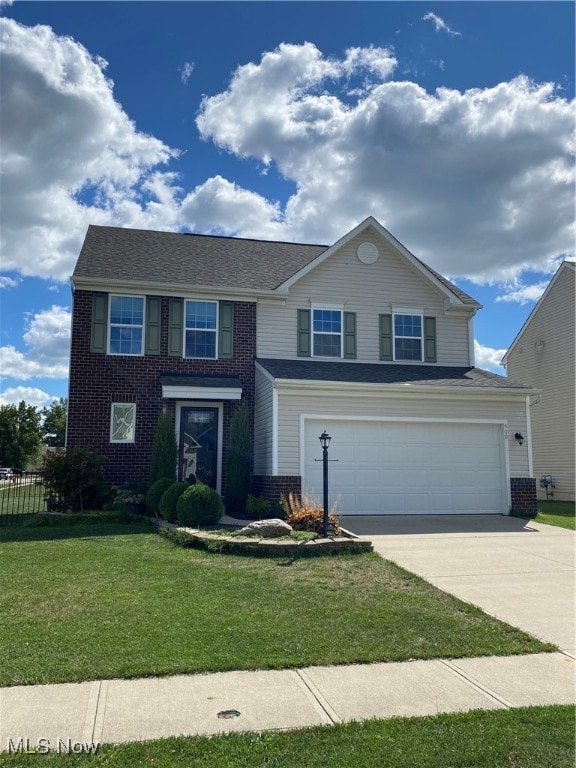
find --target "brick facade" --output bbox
[509,477,537,515]
[251,475,302,504]
[67,291,256,486]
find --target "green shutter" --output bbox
[218,302,234,360]
[343,312,357,359]
[168,298,183,357]
[91,293,108,353]
[424,316,437,363]
[145,297,161,355]
[379,314,393,361]
[297,309,311,357]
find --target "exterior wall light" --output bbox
[514,432,525,446]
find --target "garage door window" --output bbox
[394,314,422,361]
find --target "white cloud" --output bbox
[179,176,284,239]
[0,276,20,289]
[0,306,71,380]
[474,340,507,372]
[496,282,548,305]
[196,44,574,283]
[0,18,179,281]
[0,386,54,407]
[180,61,194,85]
[422,12,461,37]
[1,26,574,289]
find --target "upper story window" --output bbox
[109,296,144,355]
[394,314,423,361]
[185,300,217,359]
[313,308,342,357]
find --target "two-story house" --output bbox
[502,261,575,502]
[68,216,537,515]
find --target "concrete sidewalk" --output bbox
[1,653,574,749]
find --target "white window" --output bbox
[185,300,217,359]
[109,295,144,355]
[110,403,136,443]
[312,308,342,357]
[394,314,423,361]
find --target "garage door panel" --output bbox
[304,420,506,515]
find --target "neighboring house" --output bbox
[502,261,575,502]
[68,216,537,515]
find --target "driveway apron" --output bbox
[341,515,576,654]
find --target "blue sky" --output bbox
[1,1,574,406]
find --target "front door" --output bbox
[179,407,219,488]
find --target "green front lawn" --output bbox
[0,706,573,768]
[536,501,576,531]
[0,522,553,686]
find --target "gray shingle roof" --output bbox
[74,226,326,291]
[257,358,532,389]
[73,224,478,304]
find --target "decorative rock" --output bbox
[238,518,293,538]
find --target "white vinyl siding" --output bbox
[505,264,575,501]
[257,231,471,365]
[254,366,275,474]
[273,388,529,480]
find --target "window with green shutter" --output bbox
[297,309,311,357]
[343,312,357,359]
[168,298,183,357]
[145,297,161,355]
[424,316,437,363]
[90,293,108,354]
[218,302,234,360]
[379,314,392,361]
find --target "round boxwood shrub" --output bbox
[145,478,174,516]
[176,483,224,526]
[158,481,189,523]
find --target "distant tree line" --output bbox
[0,398,67,469]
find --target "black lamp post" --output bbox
[319,431,332,537]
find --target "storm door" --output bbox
[179,407,219,488]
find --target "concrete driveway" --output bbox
[341,515,575,654]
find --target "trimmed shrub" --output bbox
[223,402,252,513]
[245,494,273,520]
[158,481,189,523]
[176,483,224,526]
[150,410,177,485]
[145,478,174,516]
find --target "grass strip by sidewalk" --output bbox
[0,523,553,686]
[0,706,573,767]
[536,500,575,531]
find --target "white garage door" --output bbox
[303,419,507,515]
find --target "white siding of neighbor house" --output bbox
[257,230,473,366]
[273,388,530,479]
[254,365,274,475]
[505,263,575,501]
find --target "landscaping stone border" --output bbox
[156,519,373,556]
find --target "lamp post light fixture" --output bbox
[319,431,332,537]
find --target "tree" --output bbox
[224,401,252,513]
[40,398,68,447]
[0,401,42,469]
[150,409,177,485]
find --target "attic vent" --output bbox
[357,242,379,264]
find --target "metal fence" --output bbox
[0,473,47,526]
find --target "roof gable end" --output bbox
[276,217,479,307]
